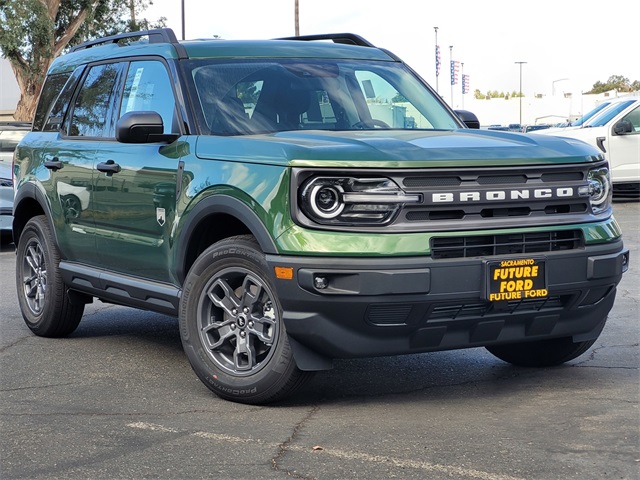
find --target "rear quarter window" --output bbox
[32,72,72,132]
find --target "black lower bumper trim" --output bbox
[267,241,627,370]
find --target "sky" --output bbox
[144,0,639,106]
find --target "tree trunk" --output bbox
[10,60,50,122]
[13,94,39,122]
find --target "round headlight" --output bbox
[587,167,610,206]
[309,184,345,219]
[586,167,612,214]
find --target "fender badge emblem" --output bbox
[156,207,166,226]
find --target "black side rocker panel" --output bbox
[60,262,181,316]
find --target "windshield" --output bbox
[584,100,636,127]
[571,102,611,127]
[182,58,460,135]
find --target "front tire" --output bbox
[15,215,84,337]
[179,235,312,404]
[486,336,598,367]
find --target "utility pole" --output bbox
[129,0,136,28]
[181,0,185,40]
[515,61,527,125]
[295,0,299,36]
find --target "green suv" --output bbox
[13,29,629,404]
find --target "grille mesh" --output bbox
[428,295,566,320]
[430,230,583,259]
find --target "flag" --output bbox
[462,74,470,94]
[450,60,459,85]
[435,45,441,77]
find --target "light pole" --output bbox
[552,78,569,96]
[434,27,439,94]
[295,0,299,36]
[515,61,527,125]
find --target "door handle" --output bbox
[96,160,121,176]
[44,157,63,171]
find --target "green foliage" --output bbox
[474,89,524,100]
[0,0,53,74]
[392,92,408,103]
[0,0,166,60]
[585,75,640,94]
[0,0,165,119]
[71,0,166,47]
[473,89,485,100]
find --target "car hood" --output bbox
[194,128,602,168]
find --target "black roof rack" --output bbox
[70,28,180,52]
[276,33,376,48]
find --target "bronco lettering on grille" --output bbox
[429,187,576,203]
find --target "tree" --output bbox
[392,92,408,103]
[0,0,164,121]
[585,75,640,94]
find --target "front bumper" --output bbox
[266,240,628,370]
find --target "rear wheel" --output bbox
[15,215,84,337]
[179,235,312,404]
[486,336,598,367]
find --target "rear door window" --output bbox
[68,62,126,138]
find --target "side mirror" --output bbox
[613,119,633,135]
[116,111,179,143]
[454,110,481,129]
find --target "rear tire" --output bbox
[179,235,313,404]
[15,215,84,337]
[486,336,598,367]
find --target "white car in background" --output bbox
[0,122,30,244]
[538,97,640,196]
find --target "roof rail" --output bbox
[276,33,376,48]
[70,28,180,52]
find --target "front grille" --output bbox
[366,304,413,326]
[430,230,583,259]
[393,163,604,232]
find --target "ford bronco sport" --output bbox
[13,29,629,404]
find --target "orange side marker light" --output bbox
[274,266,294,280]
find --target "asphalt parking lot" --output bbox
[1,201,638,480]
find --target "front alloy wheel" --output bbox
[180,235,312,404]
[198,267,278,375]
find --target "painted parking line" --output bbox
[127,422,524,480]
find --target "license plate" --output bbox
[485,258,547,302]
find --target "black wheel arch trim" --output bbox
[176,194,278,283]
[13,182,58,245]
